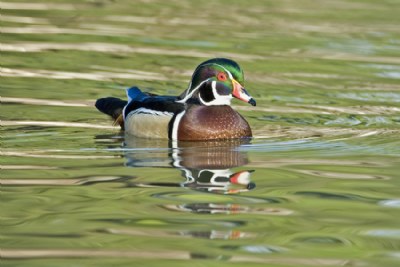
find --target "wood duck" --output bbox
[95,58,256,141]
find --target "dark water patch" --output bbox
[5,232,85,239]
[292,236,351,246]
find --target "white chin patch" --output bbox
[199,81,232,106]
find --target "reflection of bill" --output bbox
[180,169,255,194]
[124,137,256,194]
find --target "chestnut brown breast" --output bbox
[177,105,252,141]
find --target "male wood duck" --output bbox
[95,58,256,141]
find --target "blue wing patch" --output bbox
[126,86,147,103]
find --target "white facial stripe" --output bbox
[211,80,218,98]
[171,110,185,140]
[184,80,193,98]
[176,78,210,104]
[122,104,128,120]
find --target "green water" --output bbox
[1,1,400,266]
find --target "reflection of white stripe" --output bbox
[211,80,218,97]
[171,110,185,140]
[170,138,180,167]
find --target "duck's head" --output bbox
[177,58,256,106]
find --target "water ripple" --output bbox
[0,67,169,81]
[1,42,265,60]
[294,191,380,203]
[293,236,352,246]
[240,138,400,156]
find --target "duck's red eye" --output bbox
[217,72,227,81]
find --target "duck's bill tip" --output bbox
[248,98,256,106]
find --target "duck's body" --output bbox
[95,58,256,141]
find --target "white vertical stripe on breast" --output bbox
[171,110,185,140]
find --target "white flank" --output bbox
[129,107,173,116]
[171,110,186,140]
[125,108,173,139]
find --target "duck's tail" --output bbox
[95,97,127,129]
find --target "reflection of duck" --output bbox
[95,58,256,140]
[179,169,255,194]
[123,137,255,194]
